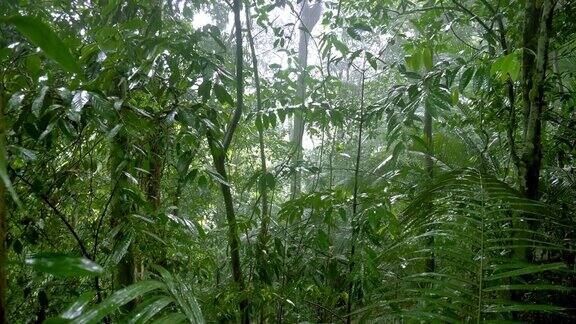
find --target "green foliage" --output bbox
[2,15,82,75]
[0,0,574,323]
[24,254,103,277]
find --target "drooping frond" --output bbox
[370,169,574,322]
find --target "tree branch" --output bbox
[14,172,90,258]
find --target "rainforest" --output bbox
[0,0,575,323]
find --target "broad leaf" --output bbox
[25,254,103,277]
[4,16,82,75]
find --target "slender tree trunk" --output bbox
[207,0,249,321]
[0,87,8,324]
[141,121,166,269]
[424,97,435,274]
[106,2,136,298]
[346,70,366,324]
[144,132,164,212]
[108,81,136,303]
[290,0,321,198]
[208,137,248,323]
[423,52,436,274]
[245,4,271,287]
[109,120,135,289]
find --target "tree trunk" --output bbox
[423,52,436,274]
[519,0,554,202]
[144,130,164,213]
[245,4,271,286]
[208,138,248,323]
[141,122,166,270]
[206,0,249,321]
[109,104,136,298]
[424,97,435,274]
[0,87,8,324]
[290,0,322,198]
[346,69,366,324]
[513,0,555,310]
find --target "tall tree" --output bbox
[519,0,555,202]
[245,3,271,286]
[346,67,366,324]
[206,0,249,321]
[290,0,322,197]
[0,86,8,324]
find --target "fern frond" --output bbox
[375,168,574,321]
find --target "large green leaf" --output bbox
[74,280,165,324]
[25,254,103,277]
[61,292,96,319]
[128,296,174,324]
[213,83,234,106]
[3,15,82,75]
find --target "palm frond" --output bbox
[374,168,574,321]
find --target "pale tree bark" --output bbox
[290,0,322,198]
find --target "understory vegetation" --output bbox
[0,0,575,322]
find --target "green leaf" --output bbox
[213,83,234,106]
[61,292,96,319]
[487,262,566,281]
[205,169,231,187]
[4,16,82,75]
[459,67,475,91]
[32,86,49,117]
[152,312,187,324]
[26,54,42,79]
[69,90,90,122]
[74,280,165,324]
[422,47,433,70]
[353,22,372,32]
[332,38,349,55]
[198,80,212,102]
[366,52,378,70]
[25,254,103,277]
[7,92,25,113]
[72,90,90,113]
[483,284,575,292]
[265,172,276,189]
[127,296,173,324]
[109,232,133,266]
[346,27,361,40]
[490,52,520,82]
[255,115,263,132]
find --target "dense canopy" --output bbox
[0,0,575,322]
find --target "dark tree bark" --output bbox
[0,87,8,324]
[245,2,271,286]
[346,69,366,324]
[513,0,555,311]
[424,98,435,274]
[205,0,249,321]
[519,0,554,202]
